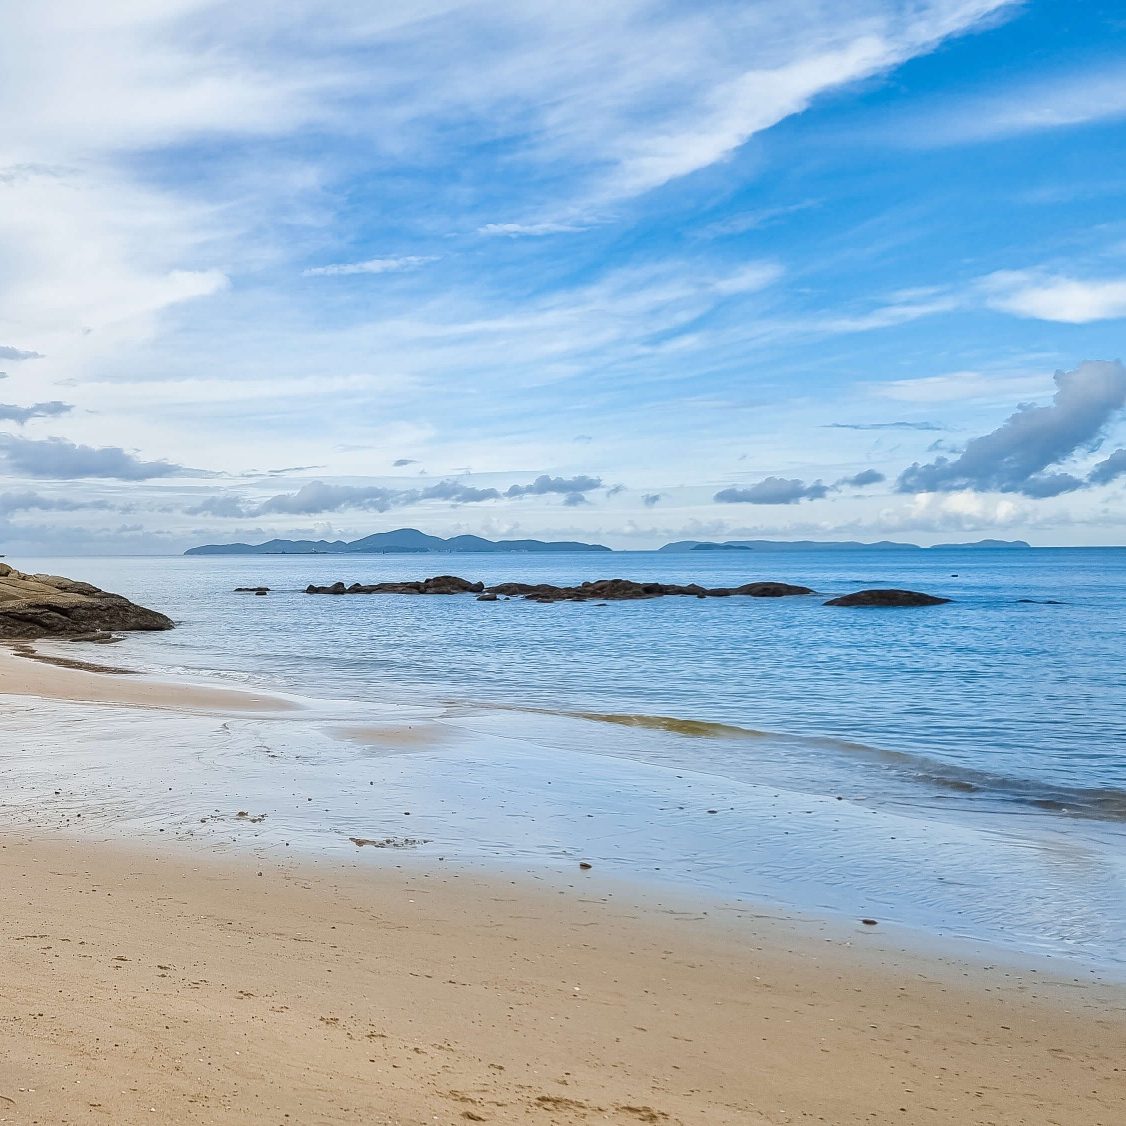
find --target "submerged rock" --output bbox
[0,563,174,639]
[824,589,951,607]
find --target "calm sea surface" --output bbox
[6,548,1126,970]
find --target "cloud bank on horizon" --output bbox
[0,1,1125,553]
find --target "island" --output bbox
[185,528,612,555]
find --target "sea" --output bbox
[3,548,1125,973]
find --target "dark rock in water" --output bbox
[1017,598,1065,605]
[306,575,815,603]
[0,563,174,639]
[729,582,813,598]
[307,575,484,596]
[66,631,121,644]
[235,586,270,593]
[825,588,951,607]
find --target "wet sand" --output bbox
[1,650,1124,1124]
[0,643,298,715]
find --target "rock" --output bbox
[0,564,174,640]
[730,581,814,597]
[234,586,270,593]
[861,918,878,926]
[579,861,593,870]
[824,589,952,607]
[304,575,815,603]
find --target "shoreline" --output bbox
[2,641,1125,978]
[1,640,1124,1120]
[0,641,301,715]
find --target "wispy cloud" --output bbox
[477,221,591,237]
[910,64,1126,145]
[825,421,946,431]
[0,401,73,425]
[303,256,436,277]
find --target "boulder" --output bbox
[731,581,814,597]
[0,563,174,639]
[824,589,951,607]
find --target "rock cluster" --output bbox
[304,575,814,601]
[0,563,175,639]
[824,588,951,607]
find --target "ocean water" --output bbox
[5,548,1126,971]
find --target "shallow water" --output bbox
[6,548,1126,970]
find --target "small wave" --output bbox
[570,711,772,739]
[547,707,1126,823]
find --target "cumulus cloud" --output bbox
[1088,448,1126,487]
[302,256,435,277]
[715,477,830,505]
[896,360,1126,497]
[190,472,610,517]
[0,401,73,425]
[186,494,255,518]
[837,468,886,488]
[0,434,189,480]
[983,272,1126,324]
[0,345,43,361]
[505,474,603,498]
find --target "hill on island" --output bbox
[184,528,612,555]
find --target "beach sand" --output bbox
[0,643,298,715]
[1,651,1123,1125]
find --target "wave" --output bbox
[555,708,1126,823]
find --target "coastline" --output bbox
[1,643,1124,1121]
[0,642,300,715]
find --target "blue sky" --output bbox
[1,0,1124,551]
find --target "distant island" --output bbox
[659,538,1032,552]
[185,528,612,555]
[186,531,1034,556]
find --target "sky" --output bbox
[1,0,1125,554]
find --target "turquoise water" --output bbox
[6,548,1126,970]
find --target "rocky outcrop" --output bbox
[824,589,951,607]
[306,575,485,596]
[304,576,814,602]
[0,563,175,639]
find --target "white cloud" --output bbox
[477,222,591,237]
[982,271,1126,324]
[912,64,1126,145]
[303,256,436,277]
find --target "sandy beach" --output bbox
[2,646,1125,1124]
